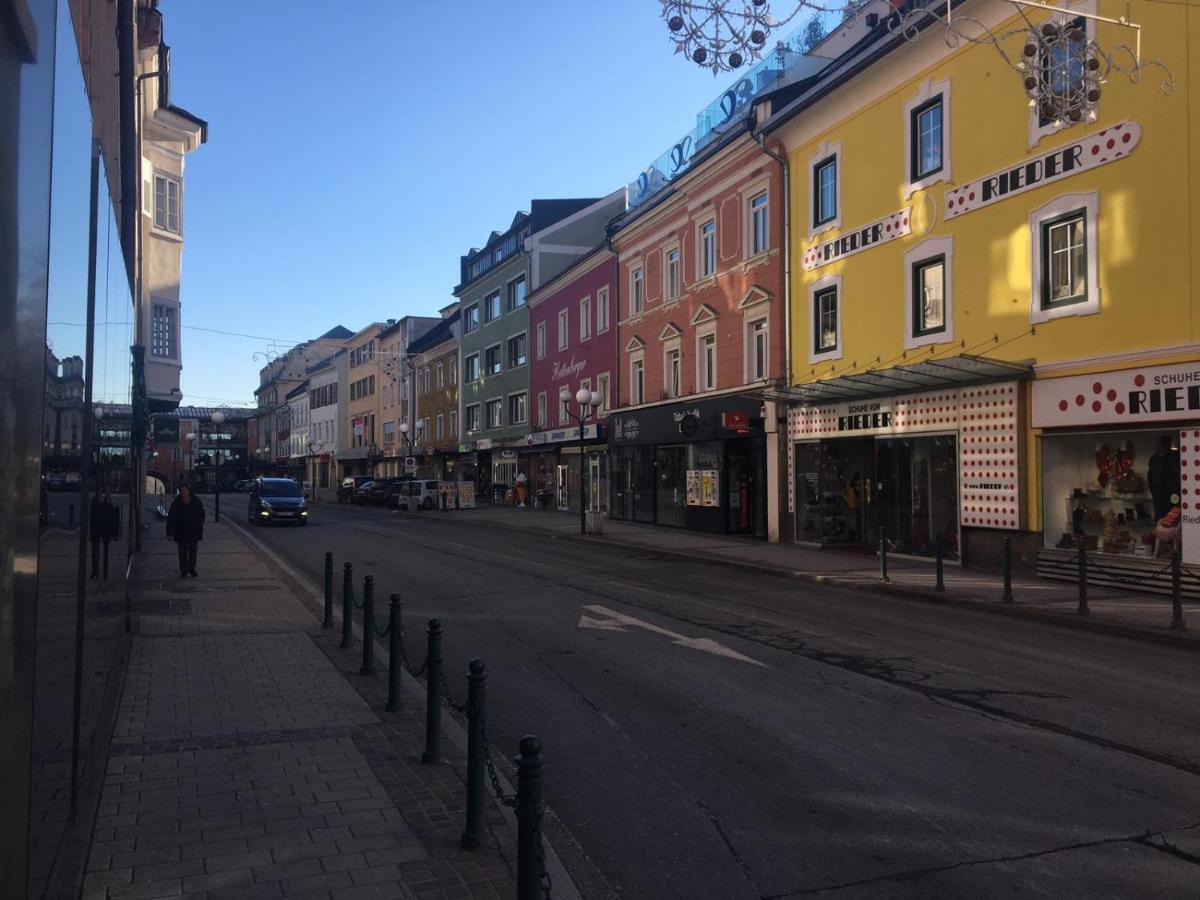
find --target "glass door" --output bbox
[655,445,688,527]
[794,442,822,542]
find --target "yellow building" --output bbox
[338,324,385,480]
[758,0,1199,582]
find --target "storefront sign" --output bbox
[838,401,892,432]
[945,122,1141,220]
[801,208,911,271]
[152,417,180,444]
[551,356,587,381]
[611,396,760,446]
[1032,362,1200,428]
[527,424,600,445]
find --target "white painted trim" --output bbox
[483,341,503,377]
[629,353,646,406]
[1029,191,1100,325]
[1033,343,1200,374]
[695,215,718,280]
[484,395,504,430]
[808,273,843,364]
[625,336,646,352]
[579,295,592,341]
[695,326,718,393]
[808,141,842,240]
[536,321,546,360]
[557,309,570,352]
[597,286,611,334]
[689,303,719,326]
[904,78,952,199]
[629,265,645,316]
[662,340,682,399]
[903,235,955,350]
[597,371,612,415]
[744,314,770,383]
[743,179,772,260]
[534,243,598,255]
[737,285,771,310]
[505,330,528,369]
[662,241,682,303]
[658,323,683,341]
[616,381,759,414]
[505,389,529,427]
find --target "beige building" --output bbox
[339,324,385,479]
[376,315,439,477]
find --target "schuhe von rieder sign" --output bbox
[801,208,911,271]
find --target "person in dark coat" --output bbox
[166,484,206,577]
[89,493,119,579]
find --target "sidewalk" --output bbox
[80,515,531,900]
[440,505,1200,648]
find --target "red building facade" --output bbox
[609,128,787,537]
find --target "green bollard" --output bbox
[460,658,486,849]
[386,594,402,710]
[515,735,544,900]
[422,619,443,764]
[360,576,375,676]
[341,562,354,649]
[1001,537,1014,604]
[879,533,889,583]
[1171,551,1185,631]
[935,546,945,592]
[1077,544,1089,615]
[323,552,334,629]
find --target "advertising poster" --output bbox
[701,470,719,507]
[686,470,702,506]
[457,482,476,509]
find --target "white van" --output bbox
[396,479,440,511]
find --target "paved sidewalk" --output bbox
[81,515,524,900]
[436,505,1200,647]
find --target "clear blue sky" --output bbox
[155,0,761,407]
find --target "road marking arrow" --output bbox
[579,605,767,667]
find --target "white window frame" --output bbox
[485,397,503,430]
[904,79,952,199]
[450,355,457,385]
[597,286,610,334]
[745,317,769,383]
[697,218,717,280]
[580,295,591,340]
[808,273,843,364]
[630,265,645,316]
[903,235,955,350]
[464,304,480,333]
[629,355,645,406]
[537,391,547,428]
[741,178,771,259]
[696,328,717,392]
[436,362,444,389]
[558,309,569,351]
[506,274,526,311]
[596,372,610,413]
[536,321,546,360]
[663,340,682,399]
[507,391,527,426]
[484,342,502,376]
[809,141,842,239]
[152,171,182,235]
[1030,191,1100,324]
[465,352,480,383]
[465,404,481,433]
[664,243,682,301]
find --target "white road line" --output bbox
[580,604,768,667]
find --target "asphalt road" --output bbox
[235,498,1200,899]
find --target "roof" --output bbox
[284,381,310,401]
[408,310,461,356]
[305,353,337,375]
[318,325,354,340]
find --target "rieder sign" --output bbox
[1032,362,1200,428]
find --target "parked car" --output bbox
[380,477,416,508]
[234,479,254,493]
[394,479,440,511]
[247,477,308,526]
[337,476,372,503]
[348,480,376,505]
[368,477,409,506]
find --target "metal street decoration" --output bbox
[661,0,806,73]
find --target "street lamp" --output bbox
[398,421,423,475]
[560,386,602,535]
[184,431,197,496]
[211,410,226,522]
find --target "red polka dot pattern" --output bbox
[799,207,913,272]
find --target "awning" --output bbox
[760,355,1032,405]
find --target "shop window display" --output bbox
[1043,431,1181,557]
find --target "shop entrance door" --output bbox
[875,436,958,558]
[588,456,602,511]
[655,445,688,527]
[811,439,874,546]
[556,465,569,510]
[726,443,756,535]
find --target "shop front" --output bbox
[1032,362,1200,592]
[788,372,1026,562]
[608,395,766,537]
[522,424,607,512]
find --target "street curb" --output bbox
[223,517,588,900]
[441,512,1200,653]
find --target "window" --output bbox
[450,411,458,436]
[630,358,645,405]
[383,421,396,446]
[465,405,481,433]
[508,392,527,426]
[536,322,546,360]
[596,373,610,413]
[750,193,769,255]
[151,302,176,358]
[450,355,457,385]
[912,256,946,336]
[559,386,570,424]
[699,332,716,392]
[507,275,526,311]
[464,304,480,333]
[464,353,480,382]
[486,399,503,429]
[580,296,591,340]
[537,391,547,427]
[597,287,610,333]
[700,220,716,278]
[153,173,180,233]
[665,348,681,398]
[484,291,502,322]
[436,363,444,388]
[666,247,681,299]
[911,96,943,182]
[1041,210,1087,308]
[485,344,501,376]
[814,155,837,227]
[507,333,527,368]
[815,288,837,354]
[747,319,768,381]
[436,414,444,439]
[631,267,644,315]
[558,310,569,351]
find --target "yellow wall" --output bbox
[779,0,1197,386]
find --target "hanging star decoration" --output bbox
[661,0,811,73]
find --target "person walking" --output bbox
[89,492,119,579]
[166,484,206,577]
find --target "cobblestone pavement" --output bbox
[81,516,520,900]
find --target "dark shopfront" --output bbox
[609,396,767,537]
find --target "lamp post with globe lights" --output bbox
[560,386,602,535]
[398,421,423,475]
[184,430,197,493]
[210,410,226,522]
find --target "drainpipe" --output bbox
[754,119,791,542]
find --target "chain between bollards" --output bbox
[422,619,443,764]
[1171,551,1186,631]
[1001,537,1014,604]
[461,659,487,849]
[386,594,402,710]
[341,562,354,648]
[934,546,945,592]
[516,735,549,900]
[879,533,889,583]
[360,576,376,676]
[1076,544,1089,616]
[323,552,334,629]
